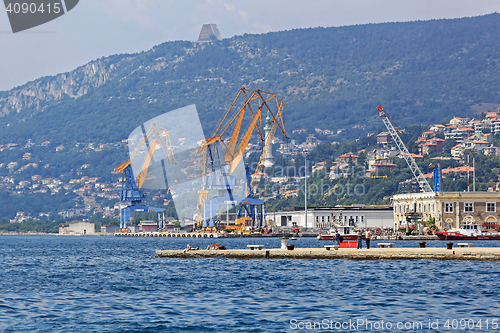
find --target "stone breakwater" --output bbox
[156,247,500,261]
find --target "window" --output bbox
[316,216,319,223]
[464,202,473,212]
[444,202,453,213]
[321,216,324,223]
[487,202,496,212]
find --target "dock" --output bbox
[156,247,500,261]
[114,232,319,238]
[115,232,440,240]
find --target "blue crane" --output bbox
[114,123,175,232]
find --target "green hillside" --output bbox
[1,14,500,221]
[1,14,500,146]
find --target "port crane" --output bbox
[236,100,287,226]
[114,123,176,231]
[376,105,433,193]
[197,87,287,230]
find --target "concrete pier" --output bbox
[114,232,226,238]
[156,247,500,261]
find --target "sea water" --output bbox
[1,235,500,332]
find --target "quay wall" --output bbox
[115,232,439,240]
[156,247,500,261]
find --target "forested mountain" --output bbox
[1,13,500,146]
[2,14,500,222]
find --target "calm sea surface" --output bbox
[1,235,500,332]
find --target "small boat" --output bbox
[317,225,362,241]
[398,220,416,232]
[436,223,500,240]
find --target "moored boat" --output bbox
[436,223,500,240]
[317,225,362,241]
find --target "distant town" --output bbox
[2,108,500,225]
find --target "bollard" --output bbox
[280,237,288,250]
[446,242,453,250]
[419,241,426,248]
[287,244,295,250]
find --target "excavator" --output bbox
[197,87,287,232]
[114,123,175,232]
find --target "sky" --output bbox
[0,0,499,92]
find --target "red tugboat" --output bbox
[436,223,500,240]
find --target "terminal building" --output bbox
[267,206,393,230]
[392,191,500,230]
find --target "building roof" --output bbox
[442,166,474,173]
[339,152,359,158]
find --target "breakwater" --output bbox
[156,246,500,261]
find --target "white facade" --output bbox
[59,222,95,235]
[267,206,393,230]
[392,191,500,230]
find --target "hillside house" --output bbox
[336,152,358,165]
[419,138,444,155]
[449,117,470,126]
[376,132,392,144]
[368,158,396,175]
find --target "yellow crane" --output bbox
[196,87,288,230]
[115,123,175,190]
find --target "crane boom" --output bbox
[377,106,433,193]
[116,123,175,190]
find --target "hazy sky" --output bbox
[1,0,499,91]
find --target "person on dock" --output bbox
[183,244,199,252]
[357,230,362,249]
[335,229,341,245]
[207,243,226,250]
[365,229,371,249]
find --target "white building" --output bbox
[267,206,393,230]
[59,221,95,235]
